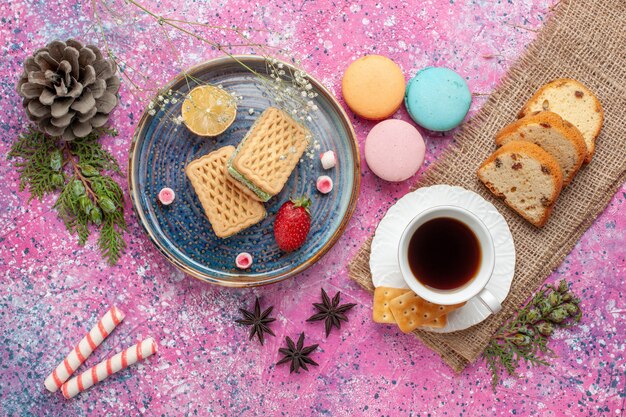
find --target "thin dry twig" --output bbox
[503,22,540,33]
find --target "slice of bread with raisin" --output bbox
[495,111,586,186]
[477,141,563,227]
[518,78,603,163]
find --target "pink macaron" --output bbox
[364,119,425,182]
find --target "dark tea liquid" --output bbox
[407,217,481,290]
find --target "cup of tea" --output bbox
[397,205,501,313]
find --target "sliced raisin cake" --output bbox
[495,111,587,186]
[477,141,563,227]
[518,78,603,163]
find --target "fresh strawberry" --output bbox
[273,196,312,252]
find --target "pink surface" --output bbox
[1,0,625,416]
[365,119,425,182]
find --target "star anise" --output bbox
[306,288,357,337]
[235,297,276,345]
[277,332,319,373]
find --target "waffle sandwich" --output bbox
[185,146,266,238]
[227,107,311,202]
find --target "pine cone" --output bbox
[16,39,120,141]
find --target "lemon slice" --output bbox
[181,85,237,136]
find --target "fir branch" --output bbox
[8,127,65,200]
[54,177,91,245]
[98,215,127,266]
[483,280,581,391]
[9,127,127,265]
[67,128,121,174]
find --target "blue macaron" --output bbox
[404,67,472,132]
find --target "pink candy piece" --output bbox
[158,188,176,205]
[235,252,253,269]
[320,150,337,170]
[316,175,333,194]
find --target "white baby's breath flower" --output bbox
[148,109,156,116]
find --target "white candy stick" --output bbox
[44,306,125,392]
[62,338,158,399]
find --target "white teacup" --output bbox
[397,205,501,313]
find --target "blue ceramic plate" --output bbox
[129,56,360,287]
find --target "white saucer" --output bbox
[370,185,515,333]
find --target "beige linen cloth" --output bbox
[348,0,626,372]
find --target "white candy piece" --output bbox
[235,252,253,269]
[320,151,336,170]
[158,188,176,205]
[316,175,333,194]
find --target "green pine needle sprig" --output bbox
[8,127,65,200]
[483,280,582,391]
[8,126,127,265]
